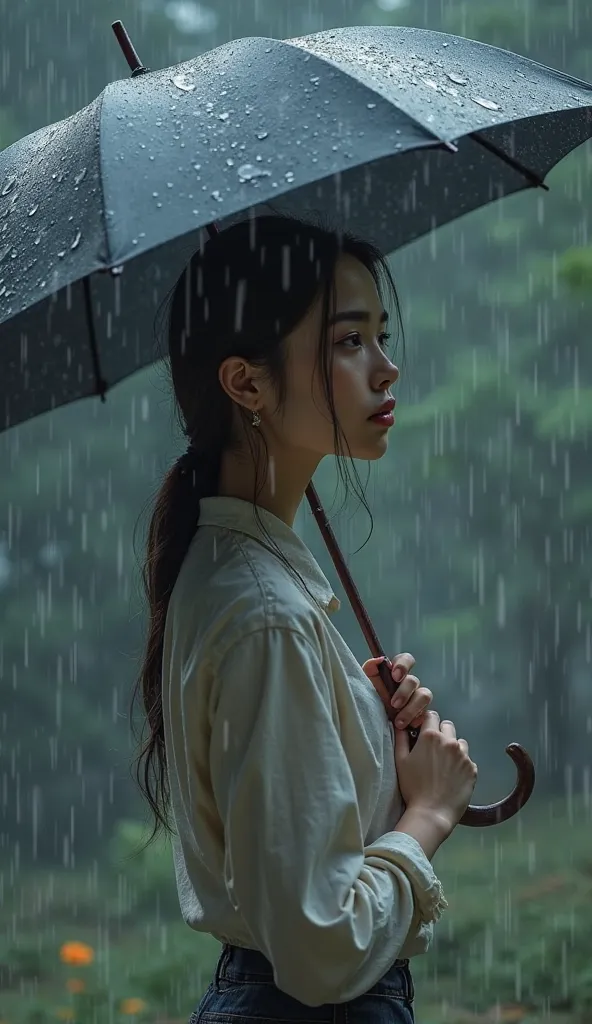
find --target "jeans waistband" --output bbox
[216,943,411,994]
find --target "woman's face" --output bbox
[272,252,400,462]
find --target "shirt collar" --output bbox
[197,496,341,615]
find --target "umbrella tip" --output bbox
[111,20,150,77]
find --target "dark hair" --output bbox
[131,213,404,846]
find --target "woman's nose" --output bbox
[377,362,399,388]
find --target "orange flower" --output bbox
[55,1009,75,1021]
[66,978,86,993]
[59,941,94,966]
[120,998,147,1015]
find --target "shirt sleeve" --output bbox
[207,625,448,1006]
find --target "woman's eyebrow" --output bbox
[328,310,389,326]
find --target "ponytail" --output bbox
[130,446,220,847]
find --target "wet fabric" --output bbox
[2,26,592,430]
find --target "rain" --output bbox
[0,0,591,1022]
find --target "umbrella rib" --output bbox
[470,131,550,191]
[83,278,108,402]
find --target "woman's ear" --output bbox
[218,356,264,416]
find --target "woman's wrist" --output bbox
[393,805,454,860]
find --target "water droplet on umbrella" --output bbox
[237,163,272,183]
[71,231,82,250]
[211,190,223,202]
[473,96,501,111]
[219,112,230,122]
[172,74,196,93]
[28,204,39,217]
[257,131,269,140]
[1,176,16,196]
[367,102,377,109]
[74,167,87,186]
[447,72,468,85]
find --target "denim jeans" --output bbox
[189,943,415,1023]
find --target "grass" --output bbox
[0,794,590,1024]
[414,793,592,1022]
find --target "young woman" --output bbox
[133,214,478,1023]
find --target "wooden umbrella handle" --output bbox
[305,483,535,827]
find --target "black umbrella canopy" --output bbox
[1,24,592,432]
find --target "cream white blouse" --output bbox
[161,496,447,1007]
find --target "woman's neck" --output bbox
[217,445,322,527]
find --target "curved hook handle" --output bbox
[458,742,535,826]
[377,660,535,827]
[405,733,535,827]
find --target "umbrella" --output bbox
[2,22,592,429]
[3,20,589,824]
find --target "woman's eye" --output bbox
[337,332,392,349]
[338,332,363,348]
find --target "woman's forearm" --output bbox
[393,806,453,861]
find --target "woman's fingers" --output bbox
[390,652,416,685]
[392,681,434,729]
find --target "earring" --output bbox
[252,410,261,428]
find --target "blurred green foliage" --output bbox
[1,799,591,1023]
[1,0,592,1019]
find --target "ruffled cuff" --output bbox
[364,831,449,925]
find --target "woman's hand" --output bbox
[361,653,433,730]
